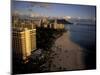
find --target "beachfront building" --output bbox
[54,19,65,29]
[35,19,65,29]
[12,15,64,30]
[12,27,36,61]
[48,19,65,29]
[12,17,36,29]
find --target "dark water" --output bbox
[65,22,96,69]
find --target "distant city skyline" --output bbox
[12,1,96,20]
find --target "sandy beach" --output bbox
[46,31,86,71]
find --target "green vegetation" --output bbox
[36,26,67,50]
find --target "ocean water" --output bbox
[65,23,96,51]
[65,21,96,69]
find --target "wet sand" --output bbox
[48,31,85,71]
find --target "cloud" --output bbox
[63,16,72,20]
[12,10,25,16]
[29,2,51,9]
[30,12,42,17]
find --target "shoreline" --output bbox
[45,31,86,71]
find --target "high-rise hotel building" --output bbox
[12,16,36,61]
[12,27,36,61]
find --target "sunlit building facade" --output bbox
[12,27,36,61]
[53,19,65,29]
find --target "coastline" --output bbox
[45,31,86,71]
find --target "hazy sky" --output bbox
[12,1,96,19]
